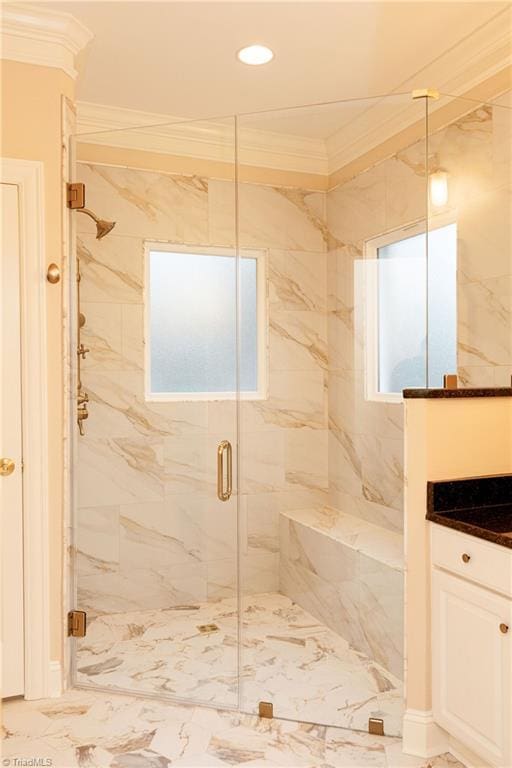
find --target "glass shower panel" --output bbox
[236,93,428,734]
[427,91,512,388]
[69,116,241,708]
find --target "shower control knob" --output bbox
[77,343,90,359]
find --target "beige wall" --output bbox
[404,396,512,712]
[1,60,74,661]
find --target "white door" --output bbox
[1,182,25,697]
[432,568,512,767]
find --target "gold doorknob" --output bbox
[47,263,61,284]
[0,458,15,476]
[461,553,471,563]
[500,623,509,634]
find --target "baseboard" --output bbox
[402,709,449,758]
[448,736,491,768]
[48,660,62,698]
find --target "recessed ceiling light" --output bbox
[237,45,274,66]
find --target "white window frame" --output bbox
[144,241,268,402]
[364,213,456,404]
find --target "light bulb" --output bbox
[429,171,449,208]
[237,45,274,66]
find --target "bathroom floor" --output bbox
[2,688,464,768]
[75,592,402,735]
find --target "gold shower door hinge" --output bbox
[368,717,384,735]
[67,182,85,209]
[68,610,87,637]
[258,701,273,719]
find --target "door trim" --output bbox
[1,158,52,699]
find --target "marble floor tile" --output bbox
[74,593,403,735]
[2,687,465,768]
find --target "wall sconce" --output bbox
[429,170,449,208]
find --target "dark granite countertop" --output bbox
[404,387,512,399]
[426,475,512,549]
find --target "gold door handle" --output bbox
[0,458,15,476]
[217,440,232,502]
[500,623,509,634]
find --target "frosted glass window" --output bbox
[377,223,457,394]
[148,248,260,397]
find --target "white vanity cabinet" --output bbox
[431,525,512,767]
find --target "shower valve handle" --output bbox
[77,343,90,360]
[77,403,89,436]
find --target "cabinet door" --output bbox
[432,568,511,767]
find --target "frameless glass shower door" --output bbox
[69,116,242,708]
[236,93,429,735]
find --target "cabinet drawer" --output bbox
[431,524,512,596]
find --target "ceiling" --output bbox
[42,0,510,122]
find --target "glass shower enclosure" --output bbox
[68,86,511,734]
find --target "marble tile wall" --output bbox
[75,162,329,617]
[279,511,403,679]
[325,95,512,534]
[326,157,413,533]
[429,95,512,388]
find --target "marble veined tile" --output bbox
[384,154,426,232]
[457,187,512,284]
[82,371,207,440]
[78,234,143,305]
[3,685,464,768]
[80,302,124,371]
[269,249,327,312]
[77,163,209,243]
[78,435,165,507]
[119,500,203,571]
[121,303,145,371]
[77,505,120,576]
[163,434,212,495]
[281,507,403,571]
[284,428,328,493]
[458,275,512,367]
[358,554,404,678]
[327,164,386,246]
[270,310,328,372]
[77,562,208,617]
[245,493,280,555]
[279,510,404,678]
[209,179,329,252]
[358,435,403,514]
[240,430,285,493]
[72,592,402,734]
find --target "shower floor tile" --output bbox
[75,592,403,735]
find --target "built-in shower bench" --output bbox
[278,506,404,679]
[280,506,403,571]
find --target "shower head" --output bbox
[77,207,116,240]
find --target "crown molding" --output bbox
[73,6,510,178]
[76,101,329,175]
[0,3,93,79]
[327,8,512,174]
